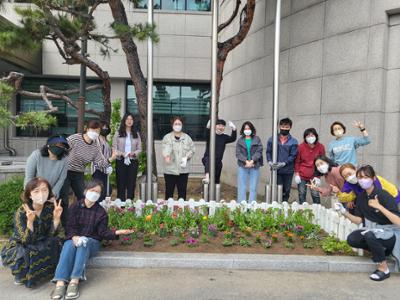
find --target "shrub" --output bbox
[0,176,24,235]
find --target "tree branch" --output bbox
[218,0,241,33]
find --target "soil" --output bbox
[102,232,327,256]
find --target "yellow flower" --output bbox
[145,215,152,222]
[202,216,208,221]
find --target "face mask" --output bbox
[306,136,316,144]
[243,129,252,136]
[100,128,111,137]
[86,191,100,203]
[31,192,48,205]
[173,125,182,133]
[346,174,358,184]
[317,163,329,174]
[334,129,344,138]
[216,129,224,135]
[87,130,99,141]
[49,146,65,157]
[358,178,374,190]
[280,129,290,136]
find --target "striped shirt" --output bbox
[93,137,112,173]
[67,133,110,173]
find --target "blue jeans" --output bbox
[277,173,294,202]
[53,238,100,282]
[237,167,260,202]
[298,179,320,204]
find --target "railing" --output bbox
[100,198,361,242]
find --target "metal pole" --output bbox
[271,0,281,202]
[209,0,218,201]
[78,36,87,133]
[146,0,154,201]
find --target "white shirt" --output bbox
[124,132,131,155]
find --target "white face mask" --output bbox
[334,129,344,138]
[216,129,224,135]
[306,136,316,144]
[346,174,358,184]
[244,129,252,136]
[87,130,99,141]
[86,191,100,203]
[31,192,48,205]
[317,163,329,174]
[173,125,182,133]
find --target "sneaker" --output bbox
[65,283,79,299]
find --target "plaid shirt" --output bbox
[66,199,117,241]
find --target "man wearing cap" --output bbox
[202,119,237,184]
[24,135,70,199]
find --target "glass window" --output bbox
[135,0,161,9]
[135,0,210,11]
[17,78,103,137]
[126,82,210,141]
[187,0,211,11]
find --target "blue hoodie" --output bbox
[266,134,298,174]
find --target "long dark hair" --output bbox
[118,113,138,138]
[314,155,338,176]
[240,121,256,137]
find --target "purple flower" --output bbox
[295,225,304,232]
[185,237,198,245]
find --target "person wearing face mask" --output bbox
[334,165,400,281]
[162,116,195,200]
[294,128,325,204]
[1,178,64,288]
[92,121,113,202]
[236,121,263,202]
[112,113,142,201]
[24,135,70,199]
[308,156,345,200]
[338,163,400,210]
[202,119,237,184]
[266,118,298,202]
[59,120,116,227]
[51,180,134,300]
[328,120,370,166]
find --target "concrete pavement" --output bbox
[1,267,399,300]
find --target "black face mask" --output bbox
[49,146,65,158]
[100,128,111,137]
[280,129,290,136]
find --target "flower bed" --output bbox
[104,200,355,256]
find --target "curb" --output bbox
[88,251,396,273]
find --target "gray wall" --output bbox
[219,0,400,191]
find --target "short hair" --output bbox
[303,128,319,143]
[339,163,356,176]
[240,121,256,137]
[86,120,101,130]
[84,179,104,194]
[330,121,346,136]
[170,116,184,125]
[314,155,338,176]
[22,177,54,203]
[356,165,376,179]
[279,118,292,127]
[216,119,226,126]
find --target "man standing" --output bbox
[266,118,298,202]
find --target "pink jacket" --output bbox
[318,166,345,197]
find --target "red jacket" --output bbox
[294,142,325,181]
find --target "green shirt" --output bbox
[245,138,252,160]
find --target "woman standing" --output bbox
[328,120,370,166]
[50,180,134,299]
[112,113,142,201]
[162,116,195,200]
[92,121,113,201]
[236,121,263,203]
[24,135,70,199]
[335,165,400,281]
[1,178,64,288]
[60,120,115,225]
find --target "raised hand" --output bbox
[330,184,340,194]
[115,229,135,235]
[353,120,364,129]
[368,195,382,210]
[53,199,63,222]
[23,204,36,224]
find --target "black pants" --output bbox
[202,156,223,184]
[115,159,138,201]
[347,229,396,263]
[277,173,294,202]
[164,173,189,200]
[92,169,111,201]
[59,170,85,227]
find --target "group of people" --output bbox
[1,113,400,292]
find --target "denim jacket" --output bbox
[236,135,264,168]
